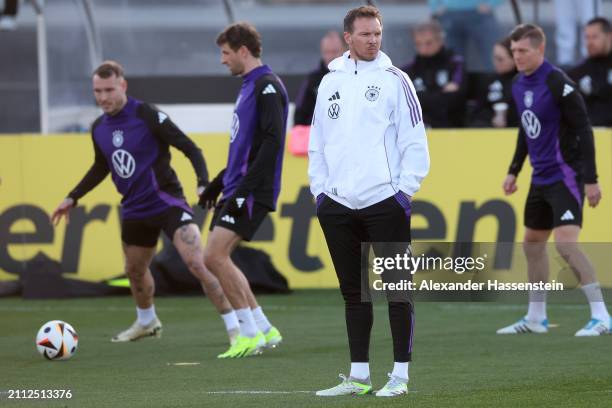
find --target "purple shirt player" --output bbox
[67,97,208,220]
[217,64,289,215]
[508,60,598,207]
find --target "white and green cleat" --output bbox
[264,326,282,348]
[375,373,409,397]
[315,374,372,396]
[217,332,265,358]
[111,317,162,342]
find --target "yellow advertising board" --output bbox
[1,129,611,288]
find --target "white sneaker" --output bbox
[375,373,408,397]
[496,317,548,334]
[315,374,372,396]
[111,317,162,342]
[575,317,611,336]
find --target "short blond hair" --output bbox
[93,60,125,79]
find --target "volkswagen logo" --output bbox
[111,149,136,178]
[328,103,340,119]
[521,110,541,139]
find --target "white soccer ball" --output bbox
[35,320,79,361]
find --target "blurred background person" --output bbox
[568,17,611,127]
[553,0,602,67]
[293,31,345,126]
[469,37,518,128]
[402,20,466,128]
[429,0,502,72]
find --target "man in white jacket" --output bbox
[310,5,430,398]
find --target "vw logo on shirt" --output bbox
[328,103,340,119]
[111,149,136,178]
[521,110,541,139]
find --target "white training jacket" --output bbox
[308,50,430,209]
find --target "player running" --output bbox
[198,23,287,358]
[51,61,240,345]
[498,24,610,336]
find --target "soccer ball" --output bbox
[35,320,79,360]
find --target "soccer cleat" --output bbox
[228,328,240,346]
[264,326,282,348]
[315,374,372,396]
[496,317,548,334]
[574,317,611,336]
[375,373,409,397]
[111,317,162,342]
[217,332,265,359]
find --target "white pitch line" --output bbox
[206,391,313,395]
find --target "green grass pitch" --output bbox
[1,290,611,407]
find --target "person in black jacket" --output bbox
[568,17,612,127]
[293,31,345,126]
[469,37,519,128]
[401,20,466,128]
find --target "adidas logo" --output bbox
[561,210,575,221]
[158,112,168,124]
[562,84,574,97]
[262,84,276,95]
[236,197,245,208]
[328,91,340,101]
[221,215,235,224]
[180,212,192,222]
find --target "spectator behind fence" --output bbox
[553,0,601,66]
[402,20,466,128]
[568,17,612,127]
[293,31,345,126]
[429,0,502,72]
[0,0,18,31]
[469,37,518,128]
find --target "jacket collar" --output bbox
[328,50,392,73]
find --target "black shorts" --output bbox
[209,199,269,241]
[121,206,195,247]
[524,180,584,230]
